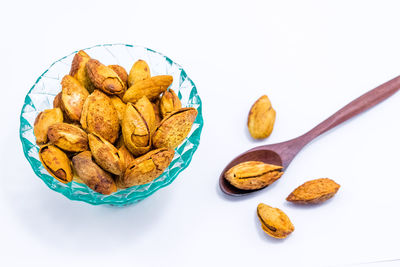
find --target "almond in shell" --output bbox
[80,90,120,143]
[152,108,198,149]
[108,64,128,88]
[224,161,283,190]
[39,144,72,184]
[286,178,340,204]
[88,133,123,175]
[121,103,151,156]
[117,148,174,188]
[34,108,64,144]
[47,122,88,152]
[128,59,150,87]
[135,96,156,134]
[72,151,117,195]
[69,50,93,92]
[53,92,62,108]
[110,96,127,123]
[61,75,89,121]
[123,75,173,103]
[117,144,135,173]
[86,59,125,95]
[160,89,181,118]
[247,95,276,139]
[257,203,294,239]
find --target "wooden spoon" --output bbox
[220,75,400,196]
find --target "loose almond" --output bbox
[286,178,340,204]
[247,95,276,139]
[257,203,294,239]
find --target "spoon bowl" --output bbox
[219,148,283,195]
[220,75,400,196]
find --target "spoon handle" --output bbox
[300,75,400,144]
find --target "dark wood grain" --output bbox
[220,75,400,196]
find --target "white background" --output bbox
[1,0,400,266]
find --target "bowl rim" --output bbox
[19,43,204,206]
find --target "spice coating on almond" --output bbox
[123,75,173,103]
[47,122,88,152]
[80,90,120,143]
[286,178,340,204]
[117,148,174,188]
[257,203,294,239]
[247,95,276,139]
[121,103,151,156]
[152,108,197,149]
[108,64,128,88]
[86,59,125,95]
[72,151,117,195]
[88,133,123,175]
[152,99,162,127]
[110,96,127,123]
[135,96,156,135]
[224,161,283,190]
[128,59,151,87]
[160,89,182,118]
[53,92,62,108]
[117,144,135,173]
[61,75,89,121]
[34,108,64,144]
[39,144,72,184]
[69,50,93,92]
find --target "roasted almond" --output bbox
[60,75,89,121]
[34,108,64,144]
[69,50,93,92]
[121,103,151,156]
[257,203,294,239]
[128,59,150,87]
[88,133,123,175]
[152,107,197,149]
[72,151,117,195]
[123,75,173,103]
[80,90,120,143]
[117,148,174,188]
[108,64,128,88]
[248,95,276,139]
[47,122,88,152]
[135,96,156,135]
[224,161,283,190]
[86,59,125,95]
[286,178,340,204]
[160,89,181,118]
[39,144,72,184]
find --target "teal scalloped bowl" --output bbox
[19,44,203,206]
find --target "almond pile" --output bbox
[34,50,197,195]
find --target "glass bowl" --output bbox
[19,44,203,206]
